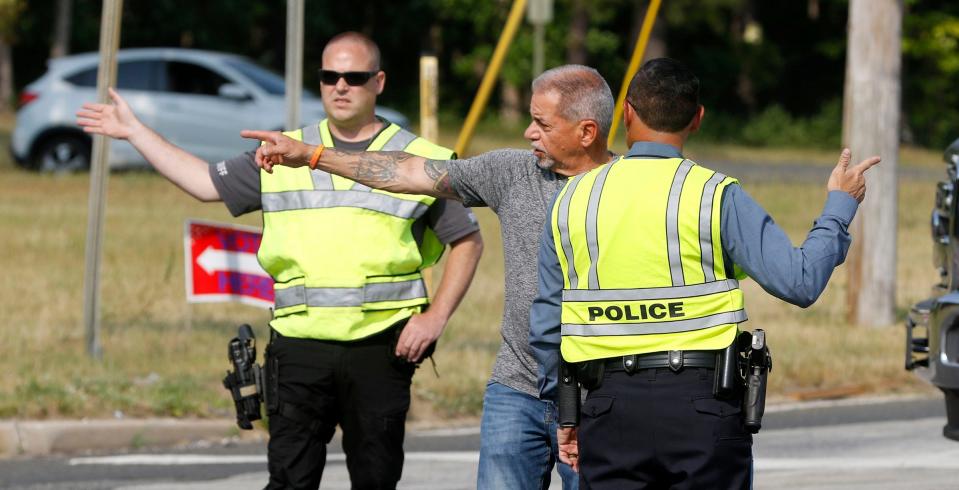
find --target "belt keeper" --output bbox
[623,354,638,374]
[668,350,683,372]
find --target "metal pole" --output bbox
[455,0,528,156]
[82,0,123,359]
[285,0,304,131]
[607,0,661,148]
[532,22,544,78]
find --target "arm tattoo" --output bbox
[328,148,412,184]
[424,159,454,194]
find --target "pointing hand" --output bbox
[827,148,881,203]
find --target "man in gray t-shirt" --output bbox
[244,65,615,490]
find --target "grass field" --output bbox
[0,116,944,422]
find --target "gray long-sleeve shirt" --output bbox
[530,142,859,400]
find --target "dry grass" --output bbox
[0,122,943,421]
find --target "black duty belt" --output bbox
[604,350,719,373]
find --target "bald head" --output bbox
[531,65,614,140]
[323,31,381,71]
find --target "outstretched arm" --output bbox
[723,149,881,307]
[77,88,220,201]
[240,130,460,200]
[395,231,483,362]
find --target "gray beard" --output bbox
[535,155,557,171]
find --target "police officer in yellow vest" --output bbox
[77,32,483,490]
[529,58,880,489]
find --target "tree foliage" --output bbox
[7,0,959,148]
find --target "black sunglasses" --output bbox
[319,70,379,86]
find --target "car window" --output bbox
[164,61,229,96]
[64,60,160,91]
[223,58,286,96]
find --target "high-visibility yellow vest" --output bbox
[551,157,748,362]
[258,119,454,341]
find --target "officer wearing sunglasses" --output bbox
[76,31,482,490]
[319,69,379,86]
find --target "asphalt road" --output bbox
[0,395,953,489]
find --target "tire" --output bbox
[33,134,91,173]
[944,389,959,441]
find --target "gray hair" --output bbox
[531,65,614,140]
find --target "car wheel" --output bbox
[945,389,959,441]
[35,134,91,173]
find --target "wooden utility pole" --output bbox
[843,0,901,327]
[50,0,72,58]
[284,0,304,131]
[83,0,123,359]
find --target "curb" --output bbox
[0,419,249,458]
[0,393,940,459]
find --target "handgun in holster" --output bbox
[712,329,772,433]
[742,329,772,433]
[222,324,267,430]
[558,360,581,428]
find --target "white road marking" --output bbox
[68,451,480,466]
[755,456,959,471]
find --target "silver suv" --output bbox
[12,48,408,172]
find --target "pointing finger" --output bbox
[240,130,281,144]
[854,156,881,175]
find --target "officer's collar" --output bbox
[625,141,684,159]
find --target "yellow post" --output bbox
[455,0,528,156]
[607,0,662,148]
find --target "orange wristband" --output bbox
[308,144,325,170]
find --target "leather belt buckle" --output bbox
[668,350,683,372]
[623,354,638,374]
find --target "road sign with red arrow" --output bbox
[184,220,273,308]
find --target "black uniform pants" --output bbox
[264,323,415,490]
[578,367,752,490]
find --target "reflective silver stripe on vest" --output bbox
[562,278,740,302]
[274,279,427,309]
[666,160,694,286]
[365,279,428,303]
[699,172,726,282]
[274,285,307,309]
[262,190,429,219]
[557,174,588,289]
[561,309,748,336]
[301,124,322,145]
[379,129,418,152]
[311,169,335,190]
[585,160,617,289]
[351,181,372,191]
[299,125,334,190]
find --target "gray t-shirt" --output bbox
[209,152,479,245]
[447,149,568,397]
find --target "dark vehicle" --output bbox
[906,137,959,441]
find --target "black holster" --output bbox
[558,360,581,427]
[264,328,279,414]
[742,329,772,433]
[713,336,742,398]
[222,324,265,430]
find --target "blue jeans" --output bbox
[477,382,579,490]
